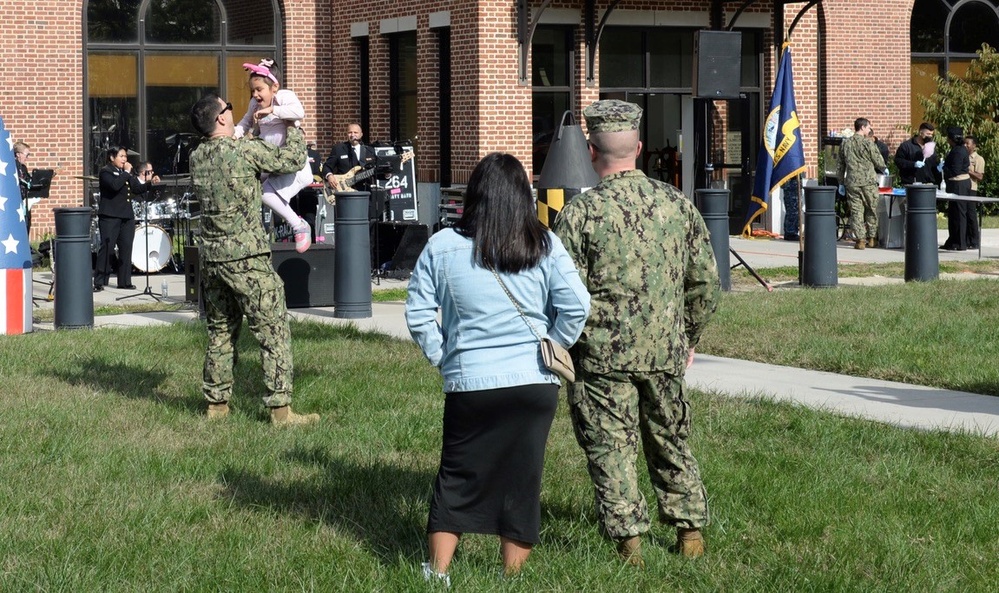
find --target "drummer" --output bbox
[137,162,161,185]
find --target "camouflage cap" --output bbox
[583,100,643,133]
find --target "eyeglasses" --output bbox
[219,101,233,117]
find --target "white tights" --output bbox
[262,190,306,231]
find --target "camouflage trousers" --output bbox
[567,368,708,539]
[201,254,294,408]
[847,184,879,241]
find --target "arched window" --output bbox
[85,0,281,176]
[911,0,999,126]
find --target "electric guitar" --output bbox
[327,151,414,196]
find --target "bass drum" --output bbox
[132,224,172,272]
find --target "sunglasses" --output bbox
[219,101,233,116]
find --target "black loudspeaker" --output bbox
[374,223,429,274]
[271,243,336,308]
[693,30,742,99]
[185,245,336,309]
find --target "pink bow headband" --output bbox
[243,59,278,84]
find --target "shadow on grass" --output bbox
[51,356,203,415]
[219,445,432,563]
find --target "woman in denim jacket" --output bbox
[406,153,590,583]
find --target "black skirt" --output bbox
[427,383,559,544]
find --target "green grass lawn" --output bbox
[2,292,998,591]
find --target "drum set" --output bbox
[86,176,200,273]
[129,187,199,272]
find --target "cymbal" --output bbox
[74,175,99,181]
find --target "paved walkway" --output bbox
[24,232,999,437]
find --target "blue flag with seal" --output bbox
[742,43,806,237]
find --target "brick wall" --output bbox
[2,0,921,238]
[3,1,86,239]
[808,2,914,158]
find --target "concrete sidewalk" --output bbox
[25,233,999,438]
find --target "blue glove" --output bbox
[937,161,944,173]
[837,184,846,196]
[914,160,925,169]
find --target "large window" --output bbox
[390,32,418,144]
[597,27,763,192]
[85,0,280,176]
[532,26,575,175]
[911,0,999,127]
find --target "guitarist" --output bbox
[323,122,376,191]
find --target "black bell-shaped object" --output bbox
[537,111,600,228]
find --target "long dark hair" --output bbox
[457,152,551,273]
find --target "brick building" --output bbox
[3,0,994,239]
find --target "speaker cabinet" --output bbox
[184,245,335,309]
[693,31,742,99]
[373,223,429,275]
[271,243,336,308]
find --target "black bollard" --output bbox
[904,185,939,282]
[53,208,95,329]
[694,189,731,291]
[802,186,838,287]
[333,191,372,318]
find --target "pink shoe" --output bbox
[294,223,312,253]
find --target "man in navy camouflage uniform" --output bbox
[552,99,720,565]
[189,93,319,426]
[837,118,887,250]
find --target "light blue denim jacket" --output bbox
[406,228,590,393]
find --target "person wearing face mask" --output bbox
[894,122,942,186]
[234,58,313,253]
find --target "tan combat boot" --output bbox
[854,239,866,250]
[270,405,320,427]
[868,237,877,248]
[615,535,644,567]
[677,528,705,558]
[206,402,230,419]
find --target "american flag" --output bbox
[0,116,32,334]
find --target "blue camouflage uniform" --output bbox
[552,99,720,540]
[838,132,886,243]
[189,125,306,408]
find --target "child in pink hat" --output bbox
[234,58,312,252]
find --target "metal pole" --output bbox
[802,186,838,287]
[695,188,731,291]
[904,185,939,282]
[333,191,372,318]
[53,208,95,329]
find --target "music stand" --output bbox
[117,184,164,302]
[27,169,54,199]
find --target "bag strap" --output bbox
[491,268,545,343]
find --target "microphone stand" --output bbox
[118,181,163,302]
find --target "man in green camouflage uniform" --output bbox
[188,93,319,426]
[837,118,887,249]
[552,100,720,564]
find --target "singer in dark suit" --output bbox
[323,122,376,190]
[93,146,154,291]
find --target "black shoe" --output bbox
[118,284,137,290]
[93,285,103,292]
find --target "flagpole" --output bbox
[797,171,804,284]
